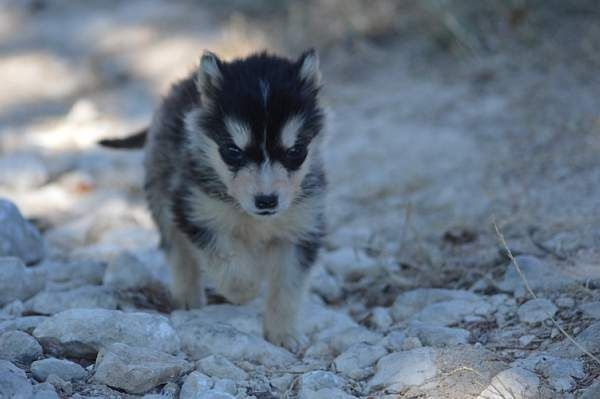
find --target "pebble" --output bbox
[180,371,213,399]
[31,358,87,382]
[0,359,33,398]
[0,199,45,264]
[391,288,481,321]
[580,302,600,319]
[197,355,248,380]
[0,257,46,307]
[369,307,393,330]
[477,367,540,399]
[411,298,492,326]
[406,322,471,347]
[368,347,437,393]
[0,330,42,366]
[497,256,575,297]
[93,343,192,394]
[33,309,180,358]
[24,285,118,315]
[517,298,557,324]
[103,251,156,289]
[333,343,388,379]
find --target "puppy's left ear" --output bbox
[196,51,223,103]
[297,48,321,87]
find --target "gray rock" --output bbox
[31,358,87,382]
[180,371,213,399]
[517,354,583,392]
[0,330,42,365]
[391,288,481,321]
[33,309,180,358]
[300,387,356,399]
[580,379,600,399]
[0,199,45,264]
[517,298,557,324]
[368,347,437,393]
[476,367,540,399]
[0,257,46,306]
[299,370,346,398]
[554,321,600,357]
[2,300,24,318]
[173,319,295,367]
[325,326,383,354]
[556,296,575,308]
[406,322,471,347]
[103,252,156,289]
[497,255,575,297]
[24,285,118,315]
[194,391,236,399]
[411,298,492,326]
[197,355,248,380]
[310,266,343,303]
[212,379,236,395]
[41,259,106,288]
[0,153,50,190]
[0,316,48,335]
[93,343,192,394]
[369,307,393,330]
[171,305,261,337]
[380,330,406,352]
[333,343,387,379]
[45,374,72,396]
[0,359,33,399]
[580,302,600,319]
[32,382,60,399]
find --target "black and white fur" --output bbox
[105,50,326,350]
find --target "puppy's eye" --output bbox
[286,145,307,161]
[220,145,246,166]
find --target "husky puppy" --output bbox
[100,50,326,350]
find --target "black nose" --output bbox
[255,194,278,210]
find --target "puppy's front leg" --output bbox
[264,243,311,352]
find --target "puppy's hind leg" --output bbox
[167,230,206,309]
[263,244,312,352]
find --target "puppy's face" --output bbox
[191,50,324,217]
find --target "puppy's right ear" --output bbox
[196,51,223,103]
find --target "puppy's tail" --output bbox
[98,128,148,149]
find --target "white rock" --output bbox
[194,391,236,399]
[580,302,600,319]
[321,247,377,279]
[369,307,393,330]
[518,335,536,347]
[322,326,383,354]
[0,153,50,190]
[0,257,46,306]
[368,347,437,393]
[0,316,48,335]
[406,322,471,347]
[551,321,600,358]
[0,359,33,398]
[197,355,248,380]
[0,199,45,264]
[516,354,584,392]
[24,286,118,315]
[411,298,492,326]
[103,251,156,289]
[580,379,600,399]
[173,317,295,367]
[40,259,106,287]
[212,379,237,395]
[33,309,180,358]
[300,387,356,399]
[380,330,406,351]
[477,367,540,399]
[171,305,261,337]
[2,300,24,318]
[391,288,481,321]
[0,330,42,365]
[93,343,192,394]
[31,358,86,382]
[497,256,575,297]
[517,299,557,324]
[401,336,423,350]
[556,296,575,308]
[299,371,345,396]
[333,343,388,379]
[310,266,343,303]
[180,371,213,399]
[32,381,60,399]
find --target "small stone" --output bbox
[517,299,557,324]
[497,256,575,297]
[300,387,356,399]
[333,343,387,379]
[391,289,481,321]
[0,257,46,306]
[0,153,50,190]
[580,379,600,399]
[519,335,536,347]
[46,374,73,396]
[212,379,236,395]
[194,391,236,399]
[580,302,600,319]
[300,370,345,391]
[310,266,343,303]
[369,307,393,330]
[33,309,180,358]
[24,285,118,315]
[327,326,383,354]
[380,330,406,351]
[368,347,437,393]
[2,300,24,318]
[406,322,471,347]
[0,316,48,335]
[93,343,192,394]
[556,296,575,308]
[0,330,42,365]
[32,382,60,399]
[411,299,492,326]
[0,199,45,264]
[31,358,86,382]
[0,359,33,398]
[477,367,540,399]
[270,374,294,392]
[180,371,213,399]
[103,252,156,289]
[197,355,248,380]
[401,336,422,350]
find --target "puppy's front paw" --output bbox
[219,278,261,305]
[264,326,309,353]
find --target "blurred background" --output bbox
[2,1,600,397]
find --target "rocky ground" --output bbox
[1,1,600,398]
